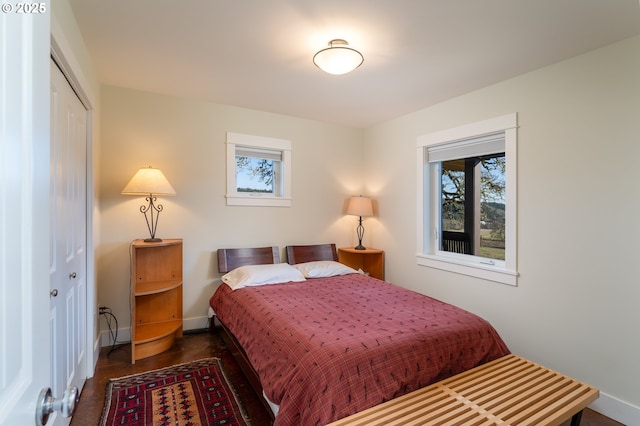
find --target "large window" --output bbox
[226,132,292,206]
[417,113,518,285]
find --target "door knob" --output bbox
[36,386,78,425]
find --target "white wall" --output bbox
[98,86,365,334]
[364,35,640,423]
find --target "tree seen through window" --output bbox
[441,153,505,260]
[235,156,276,193]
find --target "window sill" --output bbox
[225,194,292,207]
[416,253,518,286]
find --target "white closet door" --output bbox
[49,59,88,426]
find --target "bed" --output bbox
[209,244,509,426]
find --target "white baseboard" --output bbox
[591,391,639,425]
[99,325,130,347]
[183,315,211,330]
[93,335,101,367]
[99,315,211,347]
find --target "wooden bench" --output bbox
[327,354,599,426]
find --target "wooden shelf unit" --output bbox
[338,247,385,280]
[130,239,183,363]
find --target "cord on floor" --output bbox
[99,306,124,356]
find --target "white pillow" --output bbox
[222,263,306,290]
[293,260,358,278]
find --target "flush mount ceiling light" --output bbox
[313,39,364,75]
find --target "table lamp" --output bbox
[122,166,176,242]
[346,196,373,250]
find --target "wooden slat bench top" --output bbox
[327,354,599,426]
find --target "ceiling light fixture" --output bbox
[313,39,364,75]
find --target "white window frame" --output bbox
[226,132,292,207]
[416,113,518,286]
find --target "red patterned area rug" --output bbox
[100,357,249,426]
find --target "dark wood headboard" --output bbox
[286,244,338,265]
[217,246,280,273]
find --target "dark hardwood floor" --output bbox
[72,329,622,426]
[71,328,273,425]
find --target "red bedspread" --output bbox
[210,274,509,426]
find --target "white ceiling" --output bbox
[69,0,640,128]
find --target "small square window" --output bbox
[226,132,292,207]
[235,148,281,195]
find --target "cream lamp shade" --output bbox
[346,195,373,217]
[121,167,176,196]
[122,166,176,242]
[346,196,373,250]
[313,39,364,75]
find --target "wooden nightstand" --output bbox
[130,239,183,363]
[338,247,385,280]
